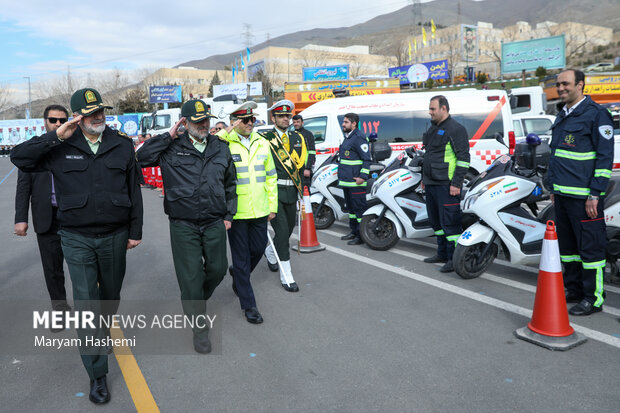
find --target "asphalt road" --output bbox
[1,157,619,413]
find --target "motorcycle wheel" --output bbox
[312,202,335,230]
[360,214,400,251]
[453,242,498,279]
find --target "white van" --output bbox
[298,89,516,175]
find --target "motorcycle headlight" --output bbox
[463,178,504,210]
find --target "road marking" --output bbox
[322,225,620,295]
[308,235,620,349]
[0,166,16,186]
[110,327,160,412]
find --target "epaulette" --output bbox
[117,131,131,139]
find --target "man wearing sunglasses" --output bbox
[14,105,71,326]
[11,88,143,405]
[219,101,277,324]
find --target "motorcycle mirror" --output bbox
[495,132,507,148]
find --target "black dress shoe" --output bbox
[89,375,110,404]
[347,237,364,245]
[282,282,299,292]
[341,232,356,241]
[267,260,279,272]
[244,307,263,324]
[439,260,455,273]
[569,299,603,316]
[565,291,584,303]
[424,255,448,264]
[193,332,212,354]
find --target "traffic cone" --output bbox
[514,220,587,351]
[292,186,326,253]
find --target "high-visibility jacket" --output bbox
[548,96,614,198]
[338,128,371,187]
[220,129,278,219]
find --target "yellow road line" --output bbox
[110,327,160,412]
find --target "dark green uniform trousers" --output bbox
[169,221,228,335]
[58,229,128,381]
[270,186,298,261]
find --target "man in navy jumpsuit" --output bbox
[422,95,470,273]
[338,113,371,245]
[548,69,614,316]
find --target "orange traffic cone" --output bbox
[292,186,326,253]
[514,221,586,350]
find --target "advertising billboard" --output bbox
[502,35,565,74]
[148,86,183,103]
[302,65,349,82]
[388,60,449,85]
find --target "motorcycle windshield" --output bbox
[469,155,513,190]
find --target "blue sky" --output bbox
[0,0,413,103]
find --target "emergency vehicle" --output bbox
[298,89,516,176]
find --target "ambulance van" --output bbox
[299,89,516,176]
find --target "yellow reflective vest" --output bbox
[219,129,278,219]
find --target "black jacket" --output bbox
[136,132,237,225]
[10,126,143,240]
[338,128,371,187]
[14,170,57,234]
[422,115,470,187]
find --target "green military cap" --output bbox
[181,99,217,123]
[70,88,112,116]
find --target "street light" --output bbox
[23,76,31,119]
[288,52,291,81]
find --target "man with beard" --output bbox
[11,88,143,405]
[338,113,371,245]
[14,104,72,328]
[421,95,470,273]
[136,99,237,350]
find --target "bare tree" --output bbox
[391,38,409,67]
[297,48,330,69]
[0,83,14,113]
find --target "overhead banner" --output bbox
[148,86,182,103]
[502,35,565,74]
[302,65,349,82]
[461,25,478,62]
[388,60,449,84]
[213,82,262,99]
[284,79,400,104]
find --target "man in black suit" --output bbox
[14,105,71,329]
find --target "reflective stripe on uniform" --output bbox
[237,177,250,185]
[256,176,266,183]
[277,178,295,186]
[236,166,249,173]
[360,168,369,175]
[446,234,460,244]
[254,164,265,171]
[349,213,357,219]
[340,159,363,165]
[434,229,445,236]
[594,169,612,178]
[266,168,276,176]
[560,254,582,263]
[553,184,590,196]
[339,180,367,187]
[582,260,605,307]
[554,149,596,161]
[456,161,470,168]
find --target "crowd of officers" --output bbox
[9,68,613,405]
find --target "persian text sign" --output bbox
[502,35,565,74]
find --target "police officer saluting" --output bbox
[11,88,143,404]
[263,99,308,292]
[548,69,614,316]
[136,99,237,352]
[422,95,470,273]
[338,113,371,245]
[220,102,278,324]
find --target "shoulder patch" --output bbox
[599,125,614,140]
[117,131,131,139]
[360,143,369,152]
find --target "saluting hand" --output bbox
[56,115,82,140]
[228,119,242,133]
[169,118,186,139]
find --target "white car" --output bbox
[584,62,614,72]
[513,114,555,143]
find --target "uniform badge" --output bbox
[195,101,205,112]
[85,90,97,103]
[344,150,350,156]
[231,154,242,162]
[599,125,613,140]
[564,134,575,145]
[360,144,369,152]
[278,149,287,160]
